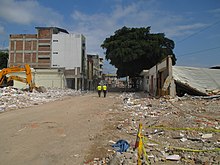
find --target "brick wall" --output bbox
[38,29,52,39]
[15,41,23,50]
[9,28,53,68]
[24,53,31,63]
[9,53,14,64]
[15,53,23,63]
[32,53,36,63]
[10,41,14,51]
[38,45,50,51]
[24,41,32,50]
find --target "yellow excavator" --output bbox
[0,64,36,92]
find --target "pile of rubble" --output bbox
[87,93,220,165]
[0,87,82,113]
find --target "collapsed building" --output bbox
[140,56,220,97]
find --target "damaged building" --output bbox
[140,56,220,97]
[8,27,103,90]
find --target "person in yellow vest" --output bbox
[97,84,102,97]
[102,84,107,97]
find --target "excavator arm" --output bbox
[7,75,27,84]
[0,64,36,92]
[0,66,26,84]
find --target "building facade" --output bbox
[9,27,87,90]
[51,33,86,90]
[140,55,175,97]
[9,27,70,68]
[51,33,86,70]
[86,53,103,90]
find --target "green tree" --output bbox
[0,51,8,69]
[101,26,176,77]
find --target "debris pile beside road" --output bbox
[86,92,220,165]
[0,87,81,112]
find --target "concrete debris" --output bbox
[88,92,220,165]
[0,87,81,112]
[180,137,187,142]
[201,133,213,139]
[165,154,181,161]
[84,151,138,165]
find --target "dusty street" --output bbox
[0,92,120,165]
[0,89,220,165]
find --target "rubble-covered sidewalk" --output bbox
[0,87,82,113]
[86,93,220,165]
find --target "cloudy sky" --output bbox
[0,0,219,73]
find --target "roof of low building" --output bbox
[173,66,220,95]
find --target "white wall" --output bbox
[145,56,176,97]
[157,59,167,71]
[51,34,84,70]
[34,69,65,88]
[140,70,149,91]
[8,68,35,89]
[148,65,157,95]
[9,69,65,89]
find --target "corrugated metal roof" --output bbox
[173,66,220,95]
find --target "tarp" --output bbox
[173,66,220,95]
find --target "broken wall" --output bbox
[146,56,175,97]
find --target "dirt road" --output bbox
[0,92,120,165]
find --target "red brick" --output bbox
[38,59,50,63]
[10,41,15,51]
[38,45,50,51]
[32,53,36,62]
[38,52,50,56]
[16,53,23,63]
[38,29,52,39]
[16,41,23,50]
[25,41,32,50]
[33,41,37,50]
[38,40,51,43]
[24,53,31,63]
[10,53,14,63]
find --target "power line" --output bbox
[177,20,220,44]
[178,46,220,58]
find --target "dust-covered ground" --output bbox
[0,88,219,165]
[85,93,220,165]
[0,88,119,165]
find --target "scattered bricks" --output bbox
[0,87,82,112]
[96,92,220,165]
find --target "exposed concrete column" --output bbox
[167,55,176,97]
[22,35,25,63]
[75,67,78,90]
[13,41,16,64]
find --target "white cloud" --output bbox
[209,8,220,14]
[112,3,137,20]
[70,1,206,52]
[69,0,213,72]
[70,2,149,55]
[0,25,4,34]
[165,23,207,38]
[0,0,63,26]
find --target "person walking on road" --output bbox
[102,84,107,97]
[97,84,102,97]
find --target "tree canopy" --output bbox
[101,26,176,77]
[0,51,8,69]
